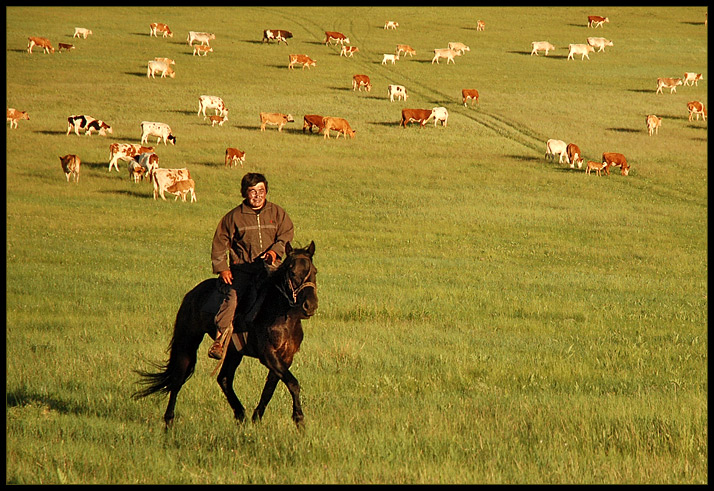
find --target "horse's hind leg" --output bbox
[217,349,246,422]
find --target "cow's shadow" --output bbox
[125,71,147,78]
[607,127,640,133]
[103,189,152,199]
[36,130,65,136]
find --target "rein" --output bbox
[276,257,316,307]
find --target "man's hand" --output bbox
[263,250,278,265]
[219,270,233,285]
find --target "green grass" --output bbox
[6,6,707,484]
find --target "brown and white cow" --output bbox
[58,43,75,52]
[154,57,175,66]
[384,21,399,29]
[567,44,594,60]
[324,31,349,46]
[586,37,613,52]
[288,54,316,70]
[448,42,470,55]
[206,114,228,126]
[262,29,293,45]
[396,44,416,57]
[166,178,197,203]
[7,108,29,129]
[193,45,213,56]
[150,23,173,38]
[322,117,355,139]
[388,84,408,102]
[646,114,662,136]
[147,60,175,78]
[687,101,707,121]
[59,154,81,183]
[462,89,479,107]
[67,115,113,137]
[73,27,92,39]
[152,168,191,200]
[401,109,434,128]
[585,160,606,176]
[108,143,155,172]
[225,148,246,168]
[340,45,359,57]
[566,143,584,168]
[260,112,294,131]
[198,95,227,117]
[432,48,458,64]
[352,74,372,92]
[656,77,683,94]
[545,139,569,164]
[587,16,609,28]
[602,152,630,176]
[683,72,703,86]
[303,114,325,134]
[27,36,54,54]
[129,152,159,182]
[128,160,147,183]
[140,121,176,145]
[476,20,485,31]
[187,31,215,46]
[531,41,555,56]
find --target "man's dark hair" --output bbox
[241,173,268,198]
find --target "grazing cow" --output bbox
[150,23,173,38]
[384,21,399,29]
[303,114,325,134]
[262,29,293,45]
[656,77,683,94]
[602,152,630,176]
[193,45,213,56]
[646,114,662,136]
[588,16,609,28]
[288,54,316,70]
[586,37,614,52]
[73,27,92,39]
[154,57,175,65]
[141,121,176,145]
[67,115,112,137]
[130,152,159,182]
[59,155,81,183]
[147,60,175,78]
[152,168,191,200]
[531,41,556,56]
[585,160,606,176]
[322,117,355,139]
[448,42,470,54]
[567,44,594,60]
[198,95,227,117]
[545,139,569,164]
[324,31,349,46]
[260,112,294,132]
[382,53,398,64]
[58,43,75,52]
[477,20,485,31]
[166,179,197,203]
[462,89,480,107]
[206,114,228,126]
[128,160,147,183]
[566,143,584,168]
[687,101,707,121]
[400,109,434,128]
[108,143,155,172]
[340,45,359,57]
[7,108,29,129]
[388,84,409,102]
[225,148,246,168]
[432,48,458,64]
[187,31,215,46]
[352,74,372,92]
[27,36,54,54]
[396,44,416,57]
[431,107,449,127]
[683,72,703,86]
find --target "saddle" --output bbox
[200,278,265,331]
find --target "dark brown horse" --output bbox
[133,241,318,428]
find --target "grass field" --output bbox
[6,6,707,484]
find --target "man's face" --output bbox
[246,182,267,210]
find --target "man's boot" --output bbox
[208,328,226,360]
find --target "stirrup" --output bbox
[208,338,223,360]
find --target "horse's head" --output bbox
[281,241,318,318]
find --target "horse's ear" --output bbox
[307,240,315,257]
[285,242,293,255]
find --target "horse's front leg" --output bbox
[252,370,279,423]
[252,368,303,428]
[216,349,246,423]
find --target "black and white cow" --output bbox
[262,29,293,45]
[66,115,113,136]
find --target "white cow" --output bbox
[73,27,92,39]
[586,37,613,52]
[388,84,408,102]
[140,121,176,145]
[567,44,594,60]
[152,168,191,200]
[545,139,569,164]
[382,53,398,64]
[431,107,448,127]
[531,41,556,56]
[147,60,175,78]
[683,72,703,86]
[198,95,227,117]
[447,42,470,54]
[187,31,215,46]
[431,48,458,64]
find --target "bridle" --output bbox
[276,255,317,308]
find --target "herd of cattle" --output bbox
[8,12,708,195]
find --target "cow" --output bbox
[388,84,408,102]
[448,42,470,55]
[58,43,75,52]
[147,60,175,78]
[586,37,614,52]
[225,148,246,168]
[206,114,228,126]
[288,54,316,70]
[683,72,703,86]
[198,96,227,117]
[129,152,159,182]
[7,108,29,129]
[128,160,147,183]
[193,45,213,56]
[154,57,175,65]
[27,36,54,54]
[152,168,191,200]
[646,114,662,136]
[262,29,293,45]
[431,107,448,127]
[382,53,398,65]
[567,44,594,60]
[656,77,683,94]
[566,143,584,168]
[476,20,485,31]
[687,101,707,121]
[396,44,416,57]
[59,155,81,183]
[545,139,569,164]
[352,74,372,92]
[322,117,355,139]
[324,31,349,46]
[166,179,197,203]
[400,109,434,128]
[303,114,325,134]
[140,121,176,145]
[531,41,555,56]
[602,152,630,176]
[588,16,609,28]
[108,143,155,172]
[150,23,173,38]
[73,27,92,39]
[187,31,215,46]
[384,21,399,29]
[340,45,359,57]
[462,89,480,107]
[260,112,294,132]
[432,48,458,64]
[66,115,112,137]
[585,160,606,176]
